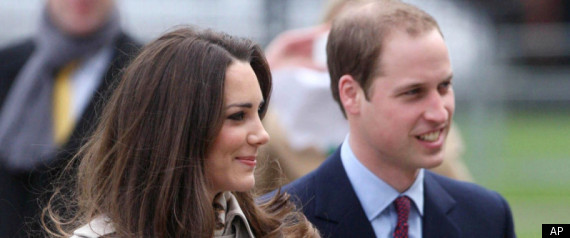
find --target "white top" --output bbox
[71,216,114,238]
[71,192,254,238]
[70,45,113,121]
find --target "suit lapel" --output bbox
[0,40,35,105]
[313,149,375,237]
[423,171,460,238]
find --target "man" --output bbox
[282,1,516,237]
[0,0,139,237]
[256,0,477,194]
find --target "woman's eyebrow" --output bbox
[226,100,264,109]
[226,102,253,109]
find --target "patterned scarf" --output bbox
[0,6,120,171]
[213,192,256,238]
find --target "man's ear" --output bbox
[338,74,363,115]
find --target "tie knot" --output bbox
[394,196,411,214]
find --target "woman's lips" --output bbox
[236,156,256,167]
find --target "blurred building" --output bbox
[3,0,568,109]
[0,0,325,48]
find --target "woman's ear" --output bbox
[338,74,363,116]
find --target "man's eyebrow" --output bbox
[394,82,423,92]
[443,73,453,81]
[396,74,454,91]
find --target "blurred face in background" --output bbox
[47,0,114,37]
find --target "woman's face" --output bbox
[204,60,270,197]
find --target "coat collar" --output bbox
[214,191,255,238]
[312,148,375,237]
[313,149,461,237]
[423,171,460,238]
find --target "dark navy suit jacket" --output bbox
[282,147,516,238]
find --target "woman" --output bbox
[43,27,319,238]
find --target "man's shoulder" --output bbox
[0,39,35,104]
[107,33,141,68]
[425,171,516,237]
[0,39,34,55]
[281,150,341,200]
[0,39,35,71]
[279,149,351,216]
[425,170,513,221]
[282,167,318,199]
[113,33,141,54]
[426,170,506,202]
[98,33,140,88]
[258,172,320,219]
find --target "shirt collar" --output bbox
[340,135,425,221]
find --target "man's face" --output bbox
[47,0,114,37]
[351,28,454,174]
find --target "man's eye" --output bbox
[404,88,421,95]
[228,112,245,121]
[439,82,452,92]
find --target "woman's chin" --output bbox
[234,177,256,192]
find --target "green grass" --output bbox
[455,109,570,238]
[504,111,570,159]
[507,194,570,238]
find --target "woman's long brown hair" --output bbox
[43,27,318,237]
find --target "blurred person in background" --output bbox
[43,27,319,238]
[0,0,139,236]
[255,0,473,194]
[278,0,515,237]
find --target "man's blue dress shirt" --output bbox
[341,135,424,238]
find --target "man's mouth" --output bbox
[417,130,441,142]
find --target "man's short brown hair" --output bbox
[326,0,442,116]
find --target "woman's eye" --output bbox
[257,102,266,118]
[228,112,245,121]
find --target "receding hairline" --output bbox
[327,0,444,104]
[335,0,441,36]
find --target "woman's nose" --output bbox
[248,119,270,146]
